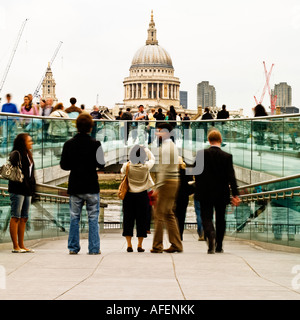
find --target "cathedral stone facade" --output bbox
[123,11,181,112]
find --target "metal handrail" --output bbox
[0,186,108,207]
[0,111,299,122]
[238,174,300,190]
[0,186,68,203]
[238,186,300,203]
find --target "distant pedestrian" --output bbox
[217,105,229,146]
[194,129,240,254]
[90,106,103,139]
[201,107,214,141]
[217,104,229,121]
[175,157,194,240]
[1,94,19,153]
[8,133,36,253]
[147,108,156,145]
[133,105,148,145]
[151,122,183,253]
[65,97,82,135]
[20,95,38,116]
[121,107,133,145]
[39,98,54,144]
[60,113,105,255]
[154,107,165,126]
[65,97,82,119]
[48,103,70,158]
[182,113,190,141]
[121,145,155,252]
[41,98,53,117]
[253,104,268,155]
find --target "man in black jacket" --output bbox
[194,130,240,254]
[60,113,105,255]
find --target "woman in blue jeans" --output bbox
[8,133,36,253]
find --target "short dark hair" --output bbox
[76,113,94,134]
[70,97,77,105]
[157,122,173,132]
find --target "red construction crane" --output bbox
[254,61,274,106]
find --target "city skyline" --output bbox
[0,0,300,117]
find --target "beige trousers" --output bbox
[152,180,183,251]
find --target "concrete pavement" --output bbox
[1,229,300,300]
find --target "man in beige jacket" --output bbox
[151,123,183,253]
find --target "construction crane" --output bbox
[254,61,274,106]
[33,41,63,99]
[0,18,28,104]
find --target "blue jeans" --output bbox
[68,193,100,254]
[9,193,31,219]
[194,198,203,237]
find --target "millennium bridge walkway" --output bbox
[0,113,299,301]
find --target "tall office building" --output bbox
[272,82,292,109]
[197,81,216,108]
[180,91,188,109]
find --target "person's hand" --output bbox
[231,196,241,207]
[151,191,158,208]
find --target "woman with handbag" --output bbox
[120,145,155,252]
[8,133,36,253]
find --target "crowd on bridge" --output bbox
[0,93,243,256]
[0,93,238,155]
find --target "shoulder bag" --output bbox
[0,151,24,183]
[118,162,130,200]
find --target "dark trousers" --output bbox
[175,193,189,240]
[122,191,149,238]
[200,200,227,250]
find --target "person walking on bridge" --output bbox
[194,129,240,254]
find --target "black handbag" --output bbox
[0,151,24,183]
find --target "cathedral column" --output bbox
[152,83,154,99]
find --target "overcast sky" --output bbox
[0,0,299,116]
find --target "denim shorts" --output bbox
[9,193,32,219]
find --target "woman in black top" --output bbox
[9,133,36,253]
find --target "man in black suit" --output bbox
[194,129,240,254]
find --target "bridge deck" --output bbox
[1,229,300,300]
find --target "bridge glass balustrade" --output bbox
[0,186,90,244]
[228,178,300,248]
[1,113,299,176]
[1,112,299,247]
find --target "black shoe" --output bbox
[127,247,133,252]
[215,248,224,253]
[163,247,183,253]
[137,247,145,252]
[207,249,215,254]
